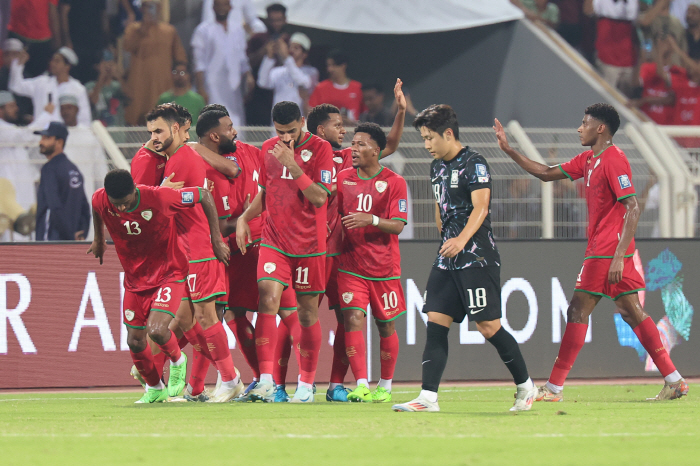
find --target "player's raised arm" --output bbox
[198,188,230,266]
[381,78,407,159]
[87,207,107,264]
[190,141,240,178]
[493,118,567,182]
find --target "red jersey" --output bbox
[327,147,353,256]
[259,133,333,256]
[596,18,636,67]
[337,166,408,279]
[639,63,677,125]
[559,145,637,259]
[164,145,215,262]
[207,165,233,233]
[229,142,264,251]
[309,80,365,121]
[671,69,700,125]
[92,186,202,292]
[8,0,58,41]
[131,145,167,186]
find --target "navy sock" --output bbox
[487,326,530,385]
[421,322,450,392]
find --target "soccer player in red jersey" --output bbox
[145,105,244,402]
[306,78,408,402]
[335,123,408,403]
[494,103,688,401]
[88,169,229,403]
[237,101,333,402]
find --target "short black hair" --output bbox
[104,169,135,199]
[362,82,383,93]
[413,104,459,141]
[272,101,302,125]
[172,61,188,72]
[145,104,180,126]
[196,109,228,138]
[201,103,229,116]
[168,102,192,125]
[307,104,340,135]
[355,122,387,151]
[585,103,620,135]
[327,49,348,66]
[266,3,286,15]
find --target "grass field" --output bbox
[1,384,698,466]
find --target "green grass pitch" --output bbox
[1,384,698,465]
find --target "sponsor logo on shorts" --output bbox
[375,180,388,193]
[343,180,357,185]
[321,170,332,184]
[141,209,153,221]
[263,262,276,274]
[386,309,400,317]
[450,170,459,187]
[153,302,170,308]
[469,308,485,315]
[399,199,407,212]
[124,309,135,321]
[301,149,313,163]
[618,174,632,189]
[333,156,344,164]
[182,191,194,204]
[342,292,354,304]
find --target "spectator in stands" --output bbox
[123,0,187,125]
[257,33,318,117]
[200,0,267,35]
[585,0,639,90]
[685,1,700,59]
[0,91,19,125]
[6,0,61,78]
[191,0,255,127]
[9,47,91,127]
[0,39,33,125]
[552,0,585,49]
[629,34,680,124]
[265,3,291,39]
[157,62,206,124]
[665,35,700,124]
[359,83,394,126]
[309,49,364,123]
[85,50,127,127]
[34,121,91,241]
[57,0,107,83]
[512,0,561,28]
[670,0,695,27]
[638,0,687,62]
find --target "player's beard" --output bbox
[329,140,341,150]
[219,135,237,154]
[158,135,174,152]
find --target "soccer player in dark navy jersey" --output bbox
[393,105,536,413]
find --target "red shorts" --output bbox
[338,272,406,322]
[218,267,230,308]
[229,242,297,311]
[257,246,325,294]
[323,254,341,309]
[123,280,188,329]
[574,257,645,300]
[187,259,227,303]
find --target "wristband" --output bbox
[371,215,380,226]
[294,173,313,191]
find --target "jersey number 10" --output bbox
[356,193,373,212]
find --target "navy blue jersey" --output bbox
[430,147,500,270]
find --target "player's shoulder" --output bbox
[605,145,630,163]
[92,187,107,205]
[337,167,356,183]
[380,166,404,182]
[305,133,332,152]
[261,136,279,152]
[463,147,487,164]
[236,141,261,156]
[349,80,363,90]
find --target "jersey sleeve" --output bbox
[258,143,269,190]
[131,150,157,186]
[605,155,636,201]
[213,184,232,219]
[312,141,333,196]
[559,152,587,181]
[466,155,492,192]
[388,175,409,224]
[157,187,203,216]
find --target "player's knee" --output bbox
[475,320,500,339]
[343,310,365,331]
[297,309,318,327]
[127,335,147,353]
[147,325,169,345]
[376,320,395,338]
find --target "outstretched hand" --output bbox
[162,172,184,189]
[394,78,407,112]
[493,118,511,152]
[87,240,107,265]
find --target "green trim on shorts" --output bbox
[318,183,332,196]
[558,165,572,181]
[341,306,367,314]
[574,289,611,299]
[150,308,176,318]
[232,238,263,254]
[181,296,189,301]
[257,277,290,288]
[218,214,232,219]
[617,193,637,201]
[261,244,325,257]
[192,292,226,303]
[326,252,341,257]
[215,300,228,305]
[338,269,400,281]
[391,217,408,223]
[612,288,645,301]
[189,257,217,263]
[279,306,298,311]
[583,253,634,260]
[375,310,407,323]
[258,183,265,189]
[296,289,325,295]
[123,322,146,330]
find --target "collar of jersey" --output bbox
[593,145,613,158]
[443,146,468,165]
[296,132,313,148]
[126,188,141,213]
[357,165,384,180]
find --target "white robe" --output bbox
[258,56,318,112]
[200,0,267,34]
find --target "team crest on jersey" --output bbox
[399,199,407,212]
[618,174,632,189]
[141,209,153,221]
[263,262,276,274]
[342,292,354,304]
[375,180,388,193]
[333,156,344,164]
[300,149,313,162]
[321,170,332,184]
[124,309,135,321]
[450,170,459,187]
[182,191,194,204]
